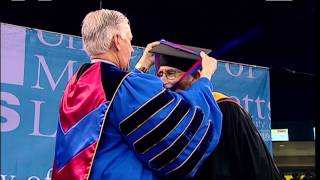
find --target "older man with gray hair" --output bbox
[52,9,222,180]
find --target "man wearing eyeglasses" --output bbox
[152,42,281,180]
[156,65,198,91]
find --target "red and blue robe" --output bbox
[52,61,222,180]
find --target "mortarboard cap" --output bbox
[149,39,212,71]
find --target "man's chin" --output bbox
[164,84,171,89]
[168,86,184,92]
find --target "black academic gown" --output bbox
[194,94,281,180]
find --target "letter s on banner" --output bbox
[0,92,21,132]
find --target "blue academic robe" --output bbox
[54,61,222,180]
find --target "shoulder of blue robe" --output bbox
[53,62,130,180]
[108,72,223,178]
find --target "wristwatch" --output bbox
[136,64,150,73]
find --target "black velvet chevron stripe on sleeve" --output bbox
[119,90,174,136]
[149,109,204,170]
[134,99,190,154]
[166,122,213,178]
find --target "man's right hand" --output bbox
[136,41,160,70]
[200,52,218,80]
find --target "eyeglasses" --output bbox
[156,69,183,80]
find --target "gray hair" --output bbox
[81,9,129,56]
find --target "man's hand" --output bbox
[200,51,218,80]
[136,41,160,70]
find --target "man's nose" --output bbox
[160,74,168,82]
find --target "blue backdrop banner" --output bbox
[1,23,271,179]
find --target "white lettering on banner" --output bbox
[37,30,85,50]
[67,36,85,50]
[44,168,52,180]
[67,36,76,49]
[0,94,58,136]
[0,168,52,180]
[0,175,16,180]
[229,94,271,123]
[259,131,271,141]
[31,55,77,91]
[225,63,243,77]
[27,176,40,180]
[37,31,63,47]
[222,94,271,141]
[29,100,56,137]
[224,63,257,79]
[253,118,269,129]
[247,66,256,79]
[242,95,254,112]
[0,92,21,132]
[255,96,266,119]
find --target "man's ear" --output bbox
[113,34,121,51]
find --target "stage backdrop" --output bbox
[1,23,272,180]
